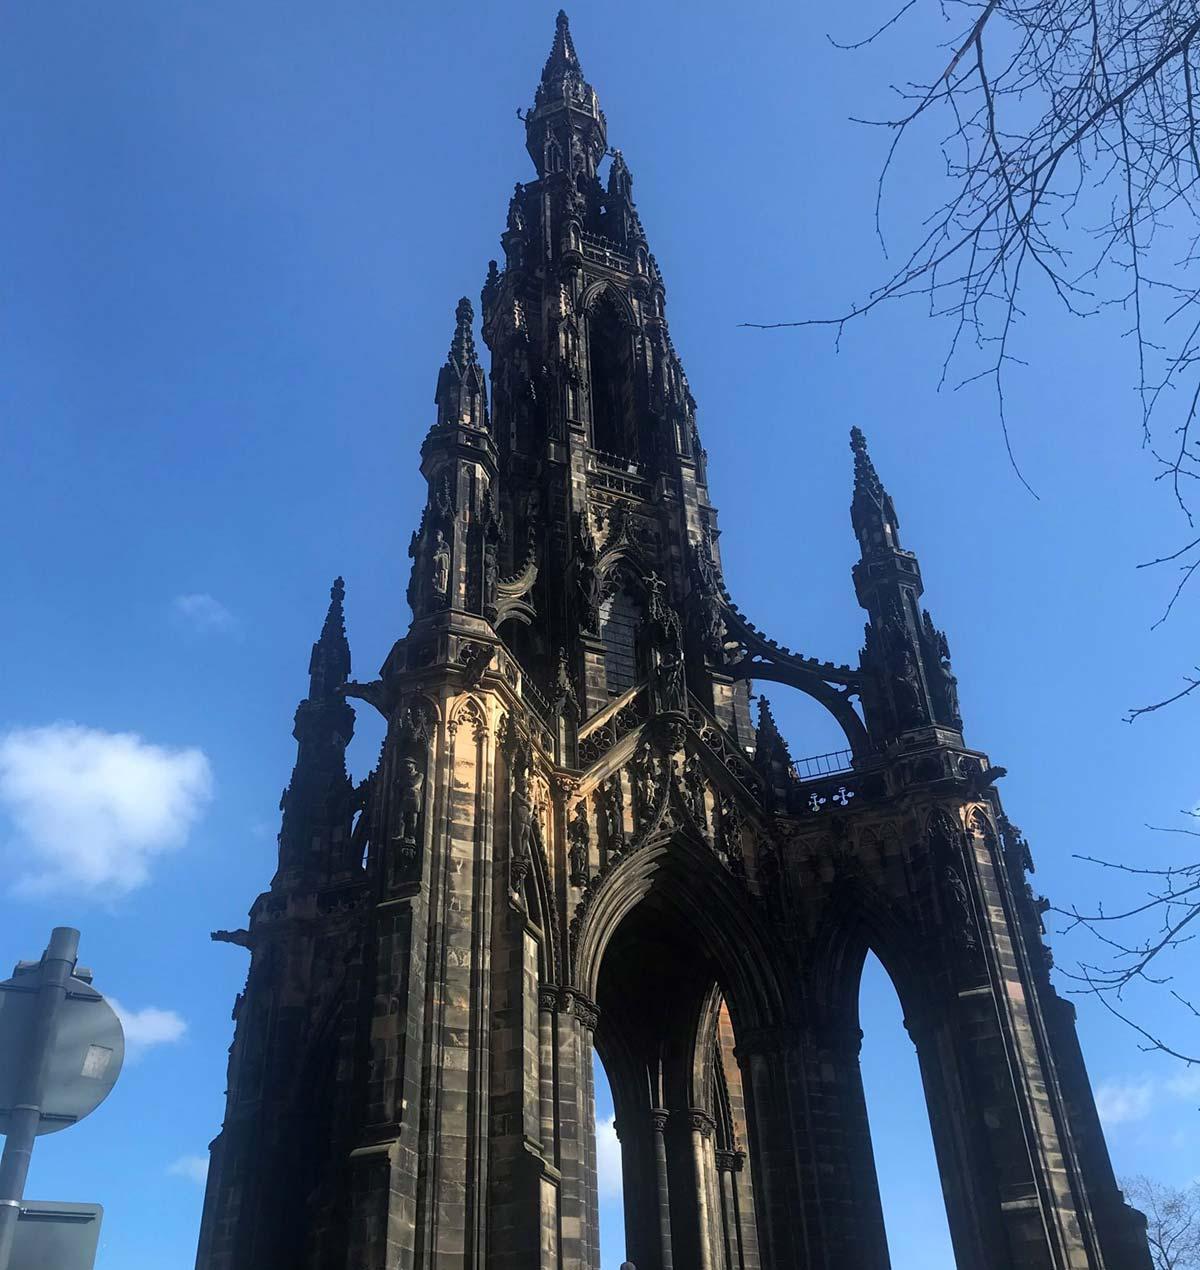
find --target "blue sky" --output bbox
[2,4,1197,1268]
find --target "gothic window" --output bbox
[588,296,638,461]
[598,583,640,697]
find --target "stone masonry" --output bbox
[194,14,1153,1270]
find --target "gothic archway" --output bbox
[573,831,786,1269]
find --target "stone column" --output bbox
[904,1002,1004,1269]
[715,1149,743,1270]
[649,1108,674,1270]
[575,998,602,1270]
[686,1109,718,1270]
[538,988,558,1157]
[734,1028,806,1269]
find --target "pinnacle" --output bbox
[449,296,478,368]
[758,695,781,735]
[544,10,580,79]
[755,695,793,763]
[850,426,882,492]
[310,576,351,695]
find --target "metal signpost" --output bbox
[0,928,125,1270]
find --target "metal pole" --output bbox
[0,927,79,1270]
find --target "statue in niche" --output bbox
[690,550,725,658]
[718,794,745,873]
[630,740,664,827]
[391,756,424,889]
[507,183,526,234]
[682,753,708,832]
[509,736,542,890]
[431,531,451,602]
[573,515,601,633]
[482,540,498,616]
[944,865,978,950]
[654,637,686,715]
[936,655,961,727]
[568,800,590,886]
[392,757,424,847]
[880,601,927,728]
[599,773,625,855]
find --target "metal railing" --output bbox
[790,749,855,781]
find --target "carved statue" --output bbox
[718,794,744,871]
[599,773,625,855]
[393,757,425,846]
[944,866,977,950]
[509,737,542,890]
[568,800,590,886]
[483,541,498,613]
[432,531,451,601]
[933,631,962,727]
[506,183,526,234]
[655,643,686,714]
[574,515,601,633]
[689,546,725,657]
[682,753,708,831]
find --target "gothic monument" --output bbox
[196,14,1151,1270]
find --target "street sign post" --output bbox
[8,1201,103,1270]
[0,929,125,1270]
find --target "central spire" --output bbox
[541,10,582,85]
[525,10,606,176]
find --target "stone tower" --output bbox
[195,14,1152,1270]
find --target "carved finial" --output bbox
[449,296,477,369]
[850,427,880,490]
[850,426,901,552]
[308,576,351,698]
[544,10,579,78]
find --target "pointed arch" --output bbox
[448,694,489,742]
[571,827,789,1036]
[805,869,933,1031]
[583,284,641,460]
[579,278,638,326]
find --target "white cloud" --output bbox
[167,1154,209,1185]
[596,1114,623,1199]
[1095,1077,1156,1125]
[1166,1069,1200,1101]
[0,723,213,898]
[172,593,238,635]
[109,999,188,1056]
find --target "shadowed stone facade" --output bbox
[195,14,1152,1270]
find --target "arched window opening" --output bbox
[593,1050,626,1270]
[599,584,641,698]
[859,952,956,1268]
[498,616,542,683]
[589,297,638,461]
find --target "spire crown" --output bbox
[436,296,488,429]
[308,576,351,698]
[850,426,881,494]
[449,296,478,371]
[542,10,581,82]
[850,427,902,554]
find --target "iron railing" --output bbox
[790,748,855,781]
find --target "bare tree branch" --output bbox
[748,1,1200,709]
